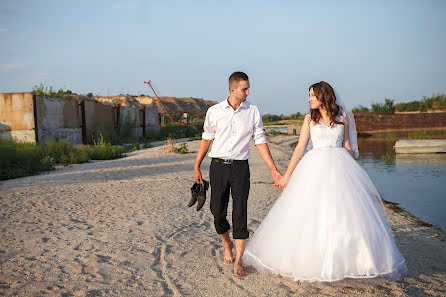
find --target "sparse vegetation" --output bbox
[352,98,395,113]
[0,135,126,181]
[0,140,54,180]
[32,84,75,97]
[371,99,395,113]
[395,94,446,112]
[174,142,189,154]
[164,137,189,154]
[408,131,431,140]
[353,94,446,113]
[262,112,305,126]
[351,105,370,113]
[89,134,126,160]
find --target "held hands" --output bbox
[271,168,283,189]
[277,175,289,190]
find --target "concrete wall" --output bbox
[120,106,142,139]
[84,100,115,144]
[95,95,161,138]
[145,105,161,134]
[1,93,162,145]
[35,95,82,145]
[0,92,36,142]
[354,112,446,134]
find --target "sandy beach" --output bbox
[1,137,445,296]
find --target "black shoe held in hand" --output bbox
[196,180,209,211]
[188,180,209,211]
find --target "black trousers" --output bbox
[209,159,250,239]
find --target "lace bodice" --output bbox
[308,114,345,149]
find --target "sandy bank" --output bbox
[0,138,445,296]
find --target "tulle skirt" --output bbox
[243,147,407,282]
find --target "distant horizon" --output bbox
[14,84,445,116]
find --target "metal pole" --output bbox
[144,81,176,125]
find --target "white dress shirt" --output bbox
[202,99,267,160]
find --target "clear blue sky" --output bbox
[1,0,445,114]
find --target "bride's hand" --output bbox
[278,176,289,190]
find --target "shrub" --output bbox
[43,140,93,165]
[73,145,92,163]
[0,139,54,180]
[371,98,395,113]
[395,94,446,112]
[164,138,189,154]
[408,131,430,139]
[33,84,75,97]
[395,101,425,112]
[352,105,370,112]
[262,113,304,123]
[90,134,126,160]
[174,142,189,154]
[123,144,139,152]
[43,140,74,164]
[0,136,126,181]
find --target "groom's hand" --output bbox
[270,168,282,188]
[194,167,203,184]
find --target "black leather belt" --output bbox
[212,158,248,165]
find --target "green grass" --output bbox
[89,134,126,160]
[408,130,431,140]
[173,142,189,154]
[0,136,126,181]
[0,140,54,180]
[263,121,286,126]
[265,130,284,136]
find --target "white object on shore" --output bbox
[394,139,446,154]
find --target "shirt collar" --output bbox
[223,98,249,110]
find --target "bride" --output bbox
[243,81,407,282]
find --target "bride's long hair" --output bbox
[309,81,344,127]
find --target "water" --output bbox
[357,138,446,230]
[265,127,288,133]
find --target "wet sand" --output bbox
[0,137,445,296]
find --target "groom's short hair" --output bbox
[229,72,249,89]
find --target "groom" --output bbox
[194,71,282,277]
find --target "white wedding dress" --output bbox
[243,115,407,282]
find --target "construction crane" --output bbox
[144,80,179,125]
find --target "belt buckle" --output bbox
[222,159,233,165]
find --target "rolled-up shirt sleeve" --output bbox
[202,108,216,140]
[252,106,267,145]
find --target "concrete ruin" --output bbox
[0,92,36,143]
[0,93,161,145]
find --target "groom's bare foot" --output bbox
[233,261,246,277]
[223,241,233,264]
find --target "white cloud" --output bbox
[0,28,8,32]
